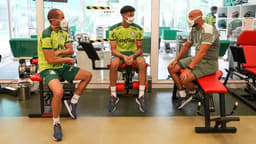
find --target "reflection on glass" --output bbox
[0,0,11,57]
[158,0,225,80]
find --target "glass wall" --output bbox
[4,0,151,83]
[81,0,152,82]
[29,0,151,83]
[0,0,11,58]
[158,0,224,80]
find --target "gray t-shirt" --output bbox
[188,23,220,60]
[228,19,242,41]
[228,19,242,33]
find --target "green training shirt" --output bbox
[109,23,143,52]
[38,26,70,72]
[204,13,216,26]
[188,23,220,60]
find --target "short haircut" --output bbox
[47,8,61,22]
[211,6,218,11]
[120,5,135,14]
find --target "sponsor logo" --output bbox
[118,38,135,43]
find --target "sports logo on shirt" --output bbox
[130,31,136,36]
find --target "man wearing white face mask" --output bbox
[38,8,92,141]
[108,5,147,112]
[168,9,220,109]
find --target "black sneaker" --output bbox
[64,99,77,119]
[136,96,148,112]
[108,96,119,112]
[176,95,193,109]
[53,123,63,141]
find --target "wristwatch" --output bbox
[187,66,193,70]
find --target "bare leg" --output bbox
[110,58,122,86]
[135,57,146,85]
[73,69,92,96]
[48,79,63,118]
[168,63,183,90]
[180,71,196,91]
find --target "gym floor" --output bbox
[1,88,256,143]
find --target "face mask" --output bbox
[125,16,135,24]
[60,19,68,31]
[187,16,201,27]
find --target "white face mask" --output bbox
[60,19,68,31]
[125,16,135,24]
[187,16,201,27]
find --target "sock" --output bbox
[139,85,145,98]
[178,90,186,98]
[189,90,196,94]
[71,94,80,104]
[110,86,116,97]
[53,117,60,125]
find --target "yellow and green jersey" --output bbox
[204,13,216,26]
[38,26,70,72]
[109,23,143,52]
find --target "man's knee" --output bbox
[137,61,146,69]
[52,88,64,100]
[85,71,92,81]
[167,63,173,72]
[169,64,181,74]
[136,57,146,68]
[110,59,121,70]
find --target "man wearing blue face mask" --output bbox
[108,5,147,112]
[38,8,92,141]
[168,9,220,109]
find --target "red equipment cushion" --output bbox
[242,46,256,67]
[237,30,256,45]
[32,59,38,65]
[30,73,42,81]
[244,67,256,75]
[30,73,62,81]
[196,70,227,93]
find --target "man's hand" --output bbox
[127,55,134,65]
[180,68,191,81]
[65,57,75,66]
[123,55,133,65]
[54,50,60,57]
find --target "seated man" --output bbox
[168,9,220,109]
[108,5,147,112]
[38,9,92,141]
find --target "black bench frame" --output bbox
[224,46,256,111]
[79,42,151,95]
[172,72,239,133]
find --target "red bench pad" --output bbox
[244,67,256,75]
[30,73,42,81]
[196,70,227,94]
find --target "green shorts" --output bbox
[40,64,80,84]
[111,51,143,63]
[177,57,218,79]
